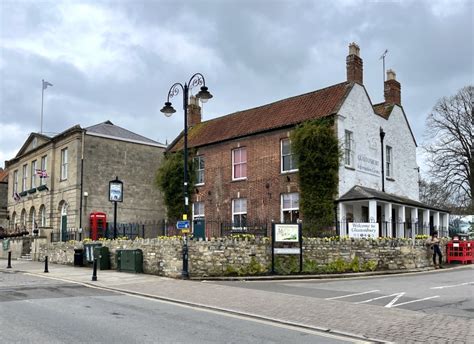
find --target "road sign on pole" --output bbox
[177,220,190,229]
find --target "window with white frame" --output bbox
[60,148,68,180]
[39,205,46,227]
[344,130,354,167]
[40,155,47,186]
[194,156,205,185]
[31,160,37,188]
[232,147,247,180]
[193,202,205,219]
[281,193,300,223]
[386,146,393,178]
[13,170,18,193]
[22,164,28,191]
[281,138,298,172]
[232,198,247,229]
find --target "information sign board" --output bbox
[274,224,299,242]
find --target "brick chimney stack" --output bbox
[346,42,363,84]
[187,95,201,127]
[384,69,401,105]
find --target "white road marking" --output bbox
[389,295,440,308]
[430,282,474,290]
[355,292,404,305]
[384,292,406,308]
[325,289,380,300]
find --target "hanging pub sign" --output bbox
[109,177,123,202]
[271,223,303,274]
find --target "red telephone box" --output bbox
[90,212,107,240]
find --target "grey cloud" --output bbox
[1,0,472,172]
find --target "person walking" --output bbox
[427,231,443,268]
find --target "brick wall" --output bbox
[193,128,299,224]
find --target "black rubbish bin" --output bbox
[74,249,84,266]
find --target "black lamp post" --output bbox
[380,127,385,192]
[161,73,212,279]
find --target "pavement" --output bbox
[2,260,473,344]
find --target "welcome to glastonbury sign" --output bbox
[348,223,378,239]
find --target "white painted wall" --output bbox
[337,84,419,200]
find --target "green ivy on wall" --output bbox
[155,151,195,222]
[291,118,340,235]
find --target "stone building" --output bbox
[5,121,166,240]
[168,43,449,238]
[0,169,8,229]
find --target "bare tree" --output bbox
[419,179,451,208]
[424,86,473,209]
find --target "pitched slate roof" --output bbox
[86,120,164,146]
[338,185,448,213]
[170,81,353,151]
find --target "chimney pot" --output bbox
[387,69,396,81]
[348,42,360,56]
[189,95,199,106]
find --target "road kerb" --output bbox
[19,269,390,344]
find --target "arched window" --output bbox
[30,207,36,231]
[20,209,27,230]
[11,212,17,230]
[39,205,46,227]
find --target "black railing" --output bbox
[51,230,82,242]
[104,222,144,240]
[49,220,449,241]
[220,220,268,237]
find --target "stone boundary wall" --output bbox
[32,237,448,278]
[0,237,32,259]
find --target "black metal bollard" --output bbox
[7,251,12,269]
[181,235,189,279]
[92,257,98,281]
[44,256,49,273]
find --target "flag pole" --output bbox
[40,79,44,134]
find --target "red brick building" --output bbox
[168,43,449,238]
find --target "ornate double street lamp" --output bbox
[161,73,213,279]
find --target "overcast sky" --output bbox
[1,0,472,175]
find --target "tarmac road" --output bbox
[1,260,473,343]
[209,265,474,319]
[0,271,365,344]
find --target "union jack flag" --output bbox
[13,192,21,202]
[35,169,48,178]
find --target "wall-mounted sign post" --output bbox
[109,176,123,239]
[271,223,303,274]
